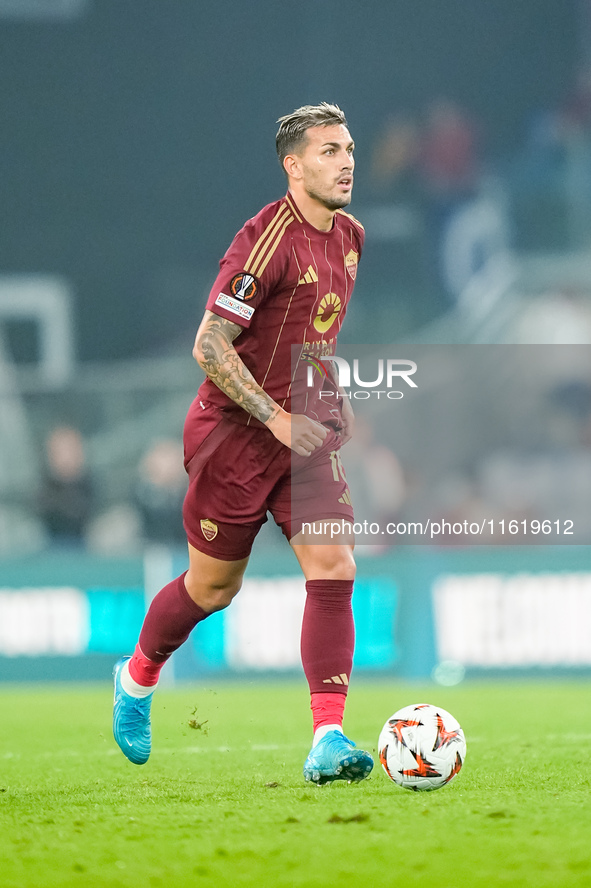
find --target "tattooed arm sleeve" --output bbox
[193,310,280,425]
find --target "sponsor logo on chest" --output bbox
[313,293,342,333]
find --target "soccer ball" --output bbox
[378,703,466,791]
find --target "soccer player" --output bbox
[113,103,374,784]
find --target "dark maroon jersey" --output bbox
[197,191,364,426]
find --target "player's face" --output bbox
[297,124,355,211]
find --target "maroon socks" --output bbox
[300,579,355,731]
[127,572,355,738]
[128,572,209,686]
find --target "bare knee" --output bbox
[184,570,243,613]
[293,545,356,582]
[318,550,356,581]
[185,546,248,613]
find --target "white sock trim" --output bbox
[120,660,157,698]
[313,723,343,747]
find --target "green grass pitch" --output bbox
[1,679,590,888]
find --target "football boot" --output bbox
[112,656,153,765]
[304,730,374,785]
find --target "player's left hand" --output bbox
[339,397,355,445]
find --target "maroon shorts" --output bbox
[182,400,354,561]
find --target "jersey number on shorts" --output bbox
[329,450,346,482]
[330,451,353,507]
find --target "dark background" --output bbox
[0,0,579,359]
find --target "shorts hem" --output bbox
[186,532,254,562]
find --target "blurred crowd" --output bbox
[3,67,591,557]
[25,425,189,554]
[360,67,591,324]
[18,347,591,556]
[347,346,591,549]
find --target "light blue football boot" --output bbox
[303,730,374,785]
[113,656,153,765]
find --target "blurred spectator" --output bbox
[509,106,568,249]
[516,108,565,189]
[562,65,591,134]
[37,425,94,545]
[561,66,591,247]
[419,98,479,197]
[135,438,187,546]
[512,65,591,250]
[418,98,482,302]
[369,112,421,201]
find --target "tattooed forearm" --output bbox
[193,311,280,424]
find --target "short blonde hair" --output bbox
[275,103,348,169]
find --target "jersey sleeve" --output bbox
[205,205,290,329]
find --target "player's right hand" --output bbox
[266,410,327,456]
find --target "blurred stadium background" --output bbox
[2,0,591,684]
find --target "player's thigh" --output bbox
[185,542,249,612]
[269,430,355,543]
[183,419,286,562]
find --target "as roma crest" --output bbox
[200,519,218,542]
[345,249,358,281]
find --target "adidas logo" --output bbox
[298,265,319,285]
[338,490,352,506]
[322,673,349,686]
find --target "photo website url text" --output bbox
[301,518,574,539]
